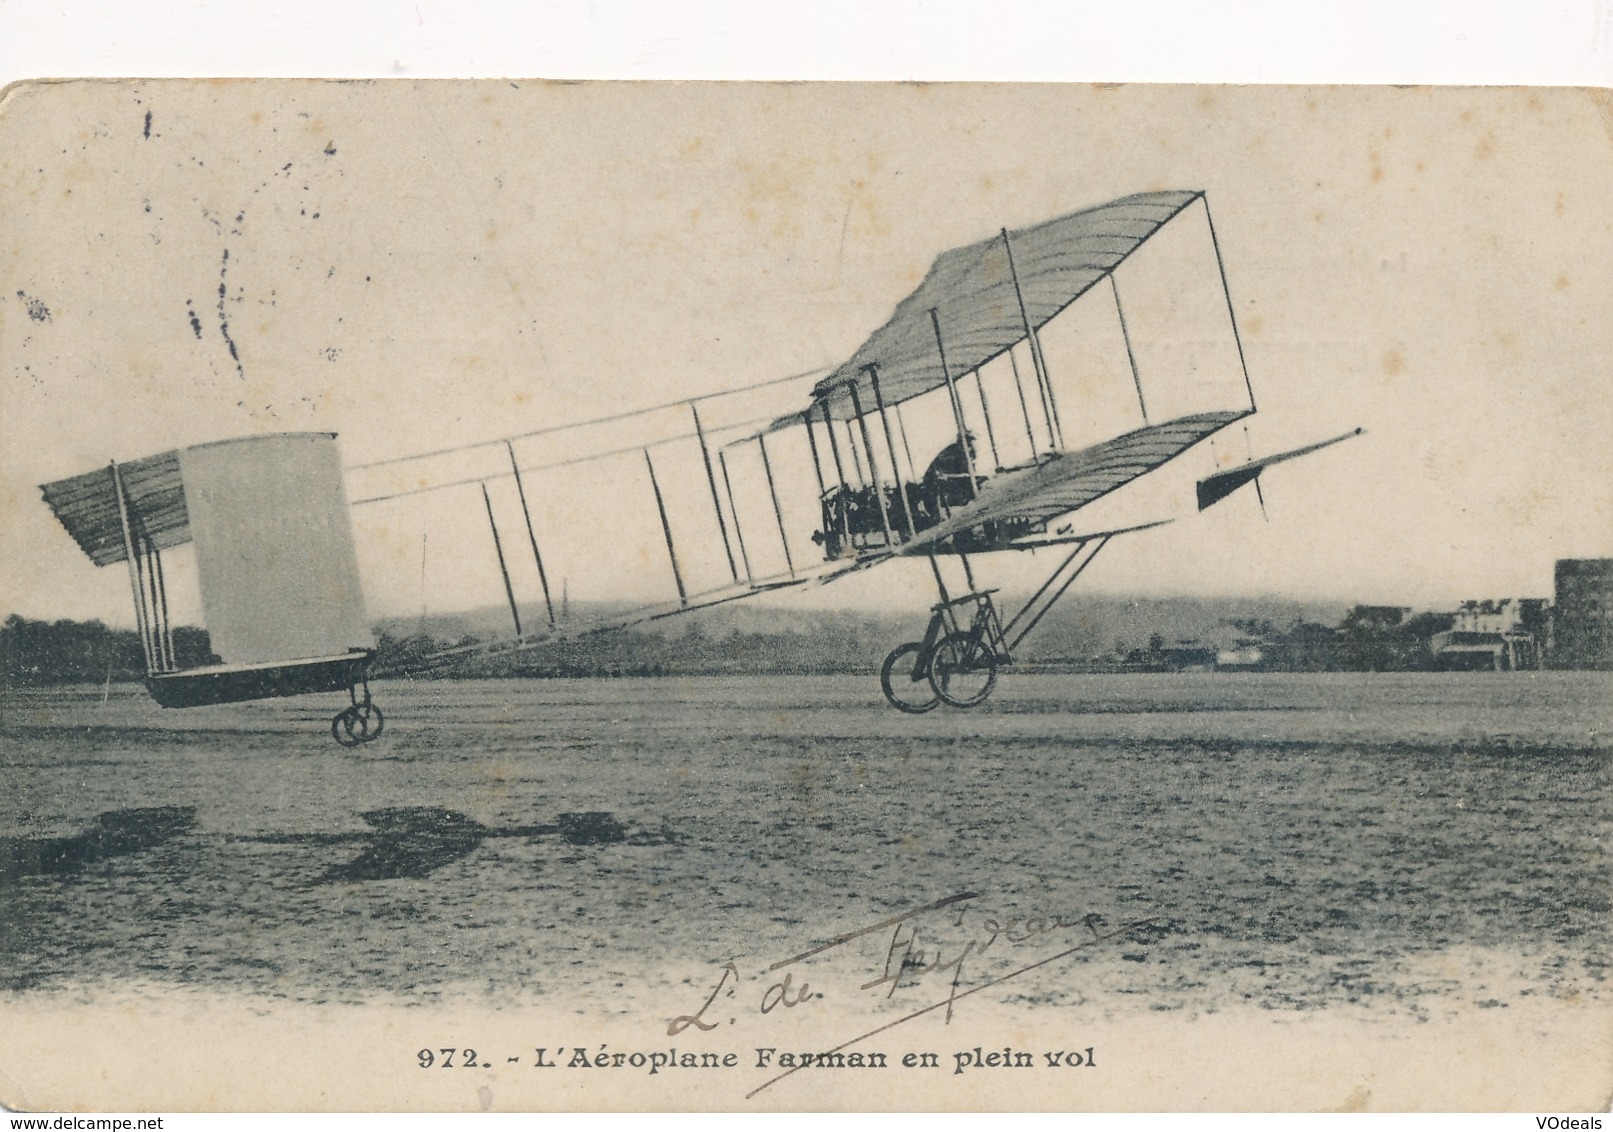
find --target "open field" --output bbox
[1,672,1608,1109]
[3,671,1607,1006]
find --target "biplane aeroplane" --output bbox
[39,190,1359,742]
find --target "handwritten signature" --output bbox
[665,892,1154,1098]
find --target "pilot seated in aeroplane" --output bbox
[915,433,985,525]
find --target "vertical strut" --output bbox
[844,416,867,485]
[928,307,979,498]
[1002,227,1064,448]
[866,365,916,540]
[801,408,832,547]
[149,537,174,671]
[819,399,853,548]
[507,441,556,630]
[894,402,918,481]
[691,401,740,583]
[928,553,951,606]
[757,433,795,577]
[1201,195,1257,413]
[1007,347,1041,464]
[481,482,523,638]
[848,382,896,549]
[1110,274,1149,424]
[718,447,755,586]
[110,462,156,675]
[643,449,688,606]
[973,370,1001,469]
[143,534,170,671]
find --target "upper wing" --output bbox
[767,190,1206,430]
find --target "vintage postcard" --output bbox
[0,80,1609,1113]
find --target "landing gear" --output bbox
[332,678,384,747]
[929,630,999,707]
[878,539,1114,714]
[880,641,941,714]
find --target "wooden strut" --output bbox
[865,364,916,540]
[973,369,1001,470]
[1201,195,1258,413]
[801,407,833,549]
[847,381,896,549]
[756,433,795,577]
[109,462,156,676]
[506,441,556,629]
[149,536,175,670]
[481,482,524,638]
[643,449,689,606]
[819,398,853,548]
[928,307,979,500]
[1110,274,1149,425]
[1002,535,1112,652]
[142,533,171,672]
[1001,227,1064,449]
[717,447,755,586]
[691,401,740,584]
[1006,347,1042,465]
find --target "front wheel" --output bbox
[880,642,940,714]
[928,631,998,708]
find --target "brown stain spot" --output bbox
[1474,133,1494,161]
[1555,192,1567,218]
[1313,211,1324,224]
[251,111,263,126]
[1367,149,1384,184]
[1244,314,1265,338]
[1460,109,1474,124]
[679,136,707,159]
[1334,1086,1371,1113]
[1414,161,1425,174]
[1382,349,1404,377]
[1197,90,1217,111]
[485,227,499,243]
[1555,274,1571,291]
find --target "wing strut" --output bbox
[756,433,795,578]
[716,448,755,587]
[1002,227,1064,449]
[506,441,556,630]
[690,401,740,584]
[111,461,158,675]
[643,448,689,606]
[817,399,854,549]
[481,482,523,638]
[1110,274,1149,425]
[1006,348,1043,466]
[928,307,979,500]
[847,382,897,549]
[867,364,917,540]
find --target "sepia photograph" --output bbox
[0,78,1608,1113]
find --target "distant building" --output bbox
[1431,598,1547,670]
[1215,638,1267,670]
[1553,559,1613,670]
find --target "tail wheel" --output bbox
[331,700,385,746]
[880,642,940,714]
[928,631,998,708]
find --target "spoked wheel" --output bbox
[332,700,385,746]
[880,641,940,714]
[928,631,998,708]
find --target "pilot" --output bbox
[922,432,981,513]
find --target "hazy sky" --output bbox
[3,81,1610,629]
